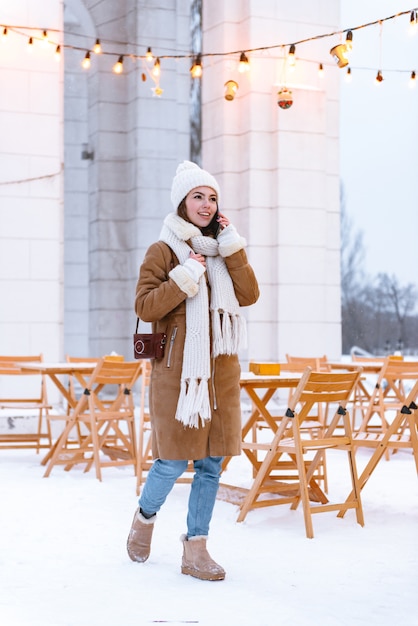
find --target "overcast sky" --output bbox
[340,0,418,286]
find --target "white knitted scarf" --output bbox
[159,212,247,428]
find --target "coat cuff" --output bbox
[169,265,199,297]
[217,224,246,257]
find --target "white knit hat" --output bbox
[170,160,220,210]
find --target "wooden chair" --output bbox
[63,356,100,447]
[43,358,142,481]
[135,359,194,495]
[285,354,332,418]
[338,378,418,518]
[240,361,329,493]
[65,355,99,410]
[349,354,386,429]
[0,355,52,452]
[357,357,418,443]
[286,354,331,372]
[235,367,364,538]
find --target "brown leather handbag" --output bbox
[133,318,167,360]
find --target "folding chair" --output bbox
[236,367,364,538]
[65,356,99,410]
[348,354,386,430]
[43,358,142,481]
[241,362,329,493]
[282,359,332,483]
[338,378,418,518]
[357,358,418,456]
[286,354,331,372]
[0,355,52,451]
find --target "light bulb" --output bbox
[113,55,123,74]
[238,52,250,73]
[145,47,153,63]
[345,30,353,53]
[345,67,352,83]
[318,63,324,78]
[409,10,417,36]
[152,58,160,78]
[375,70,384,84]
[2,27,8,41]
[93,39,101,54]
[409,70,416,88]
[55,45,61,61]
[82,51,91,69]
[27,36,34,53]
[190,55,202,78]
[224,80,238,101]
[42,30,49,47]
[288,44,296,67]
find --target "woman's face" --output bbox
[185,186,218,229]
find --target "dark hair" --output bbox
[177,198,220,238]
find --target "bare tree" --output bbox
[340,187,369,352]
[340,185,418,355]
[340,186,366,306]
[376,273,418,349]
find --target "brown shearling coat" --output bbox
[135,240,259,460]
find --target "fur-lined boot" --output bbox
[181,534,225,581]
[127,508,156,562]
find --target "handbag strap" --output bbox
[135,246,175,334]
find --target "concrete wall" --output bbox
[0,1,64,361]
[62,0,192,358]
[202,0,342,362]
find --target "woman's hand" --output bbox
[216,211,230,230]
[189,251,206,268]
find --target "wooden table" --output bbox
[19,362,97,465]
[239,371,301,438]
[20,362,96,410]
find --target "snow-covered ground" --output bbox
[1,443,417,626]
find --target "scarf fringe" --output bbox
[175,378,211,428]
[212,310,247,357]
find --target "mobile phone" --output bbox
[212,208,221,236]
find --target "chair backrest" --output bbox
[82,359,142,416]
[286,354,331,372]
[88,358,142,388]
[351,354,386,363]
[288,367,362,421]
[368,357,418,400]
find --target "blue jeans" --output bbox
[138,456,223,537]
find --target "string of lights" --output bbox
[1,7,417,101]
[0,170,62,186]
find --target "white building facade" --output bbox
[0,0,342,364]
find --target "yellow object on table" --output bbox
[249,362,280,375]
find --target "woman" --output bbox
[127,160,259,580]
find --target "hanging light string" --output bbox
[0,169,62,186]
[1,7,417,66]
